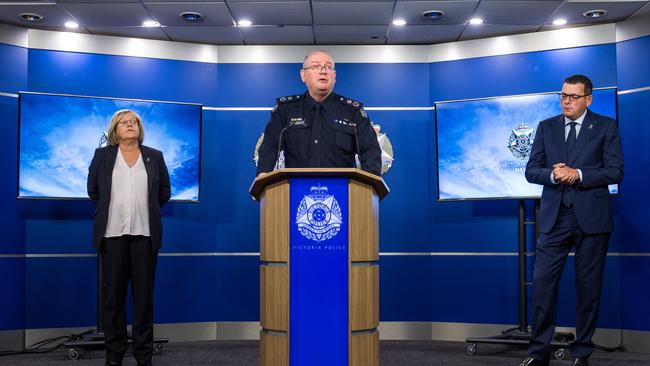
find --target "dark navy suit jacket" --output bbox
[87,144,171,251]
[525,109,623,234]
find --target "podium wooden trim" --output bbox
[253,168,387,366]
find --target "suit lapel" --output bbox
[552,115,567,162]
[105,145,118,192]
[568,110,596,165]
[141,146,155,200]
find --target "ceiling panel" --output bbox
[541,0,648,29]
[58,2,152,26]
[164,25,243,44]
[86,25,169,40]
[0,4,77,28]
[315,24,388,44]
[313,1,394,25]
[144,2,234,26]
[227,1,311,25]
[388,24,465,44]
[240,25,313,44]
[459,23,540,40]
[393,0,479,26]
[473,0,563,25]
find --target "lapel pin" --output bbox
[588,124,593,129]
[146,157,150,162]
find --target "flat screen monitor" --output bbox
[18,92,202,201]
[435,88,618,201]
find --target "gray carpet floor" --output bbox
[1,340,648,365]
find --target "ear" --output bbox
[300,68,306,83]
[585,95,593,107]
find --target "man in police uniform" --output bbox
[256,50,382,176]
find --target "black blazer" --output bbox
[87,144,171,251]
[525,110,623,234]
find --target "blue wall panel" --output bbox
[0,42,27,93]
[27,49,218,105]
[620,257,650,331]
[616,91,650,253]
[616,35,650,90]
[0,258,25,331]
[24,257,97,328]
[0,96,24,255]
[430,44,617,102]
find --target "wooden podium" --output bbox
[251,168,389,366]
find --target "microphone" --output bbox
[275,120,298,170]
[351,122,361,168]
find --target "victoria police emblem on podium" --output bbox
[296,185,343,242]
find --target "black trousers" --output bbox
[528,207,610,361]
[101,235,158,364]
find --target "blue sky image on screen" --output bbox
[19,93,201,200]
[435,88,617,200]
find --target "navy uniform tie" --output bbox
[562,121,577,207]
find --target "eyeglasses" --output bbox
[303,64,335,72]
[118,119,138,126]
[559,93,590,101]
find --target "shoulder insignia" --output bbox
[276,94,302,104]
[337,95,363,109]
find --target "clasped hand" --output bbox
[553,163,579,185]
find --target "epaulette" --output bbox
[337,95,363,109]
[276,94,302,104]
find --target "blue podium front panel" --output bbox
[290,177,349,366]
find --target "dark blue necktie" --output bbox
[562,121,577,207]
[566,121,577,160]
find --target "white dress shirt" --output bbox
[104,148,150,238]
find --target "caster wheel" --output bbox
[68,348,80,360]
[467,343,477,355]
[553,348,566,360]
[153,343,163,355]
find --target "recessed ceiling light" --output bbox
[552,18,567,26]
[392,19,406,26]
[64,21,79,29]
[583,9,607,18]
[238,19,252,27]
[19,13,43,22]
[142,20,160,27]
[421,10,445,20]
[469,18,483,25]
[180,11,203,22]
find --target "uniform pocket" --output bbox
[331,123,356,154]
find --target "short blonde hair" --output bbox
[107,109,144,145]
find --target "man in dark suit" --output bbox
[520,75,624,366]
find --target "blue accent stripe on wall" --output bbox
[290,177,349,366]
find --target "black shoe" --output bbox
[105,362,121,366]
[518,357,549,366]
[573,358,589,366]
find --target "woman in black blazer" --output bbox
[88,109,170,366]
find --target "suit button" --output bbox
[314,139,318,144]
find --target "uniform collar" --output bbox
[305,91,335,111]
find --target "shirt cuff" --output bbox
[550,171,558,184]
[577,169,583,182]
